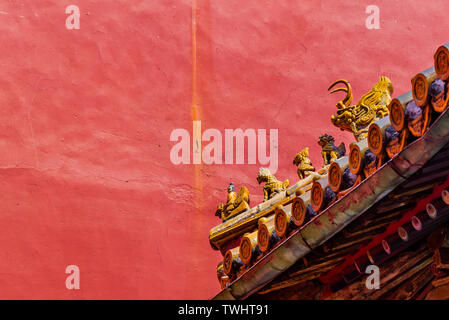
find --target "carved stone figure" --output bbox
[256,168,289,202]
[328,76,393,141]
[215,182,250,221]
[318,134,346,166]
[293,147,315,180]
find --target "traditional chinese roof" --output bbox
[249,143,449,299]
[209,42,449,300]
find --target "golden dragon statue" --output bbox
[328,76,394,141]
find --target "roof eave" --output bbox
[212,109,449,300]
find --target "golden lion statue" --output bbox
[318,134,346,166]
[215,182,250,221]
[257,168,289,202]
[328,76,393,141]
[293,147,315,180]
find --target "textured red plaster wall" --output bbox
[0,0,448,299]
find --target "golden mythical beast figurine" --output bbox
[257,168,289,202]
[318,134,346,166]
[215,182,250,221]
[293,147,315,180]
[328,76,393,141]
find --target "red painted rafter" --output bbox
[319,175,449,287]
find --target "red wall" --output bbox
[0,0,448,299]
